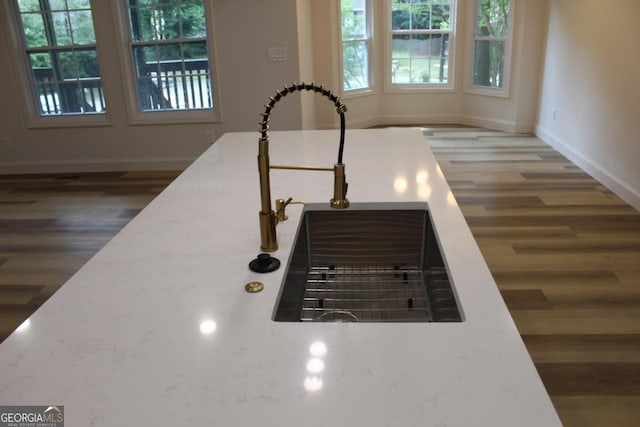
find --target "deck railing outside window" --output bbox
[33,67,104,115]
[136,58,212,111]
[33,59,211,114]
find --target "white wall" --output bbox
[296,0,317,130]
[0,0,304,174]
[536,0,640,210]
[309,0,343,130]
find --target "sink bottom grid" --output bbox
[301,265,436,322]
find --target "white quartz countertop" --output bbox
[0,129,561,426]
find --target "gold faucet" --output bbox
[258,82,349,252]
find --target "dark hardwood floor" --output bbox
[1,128,639,426]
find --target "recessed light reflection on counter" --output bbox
[393,176,408,194]
[416,170,429,184]
[306,358,325,374]
[15,318,30,333]
[304,376,323,392]
[305,341,327,392]
[199,319,217,335]
[309,341,327,357]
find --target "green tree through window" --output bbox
[473,0,511,88]
[341,0,370,91]
[390,0,453,85]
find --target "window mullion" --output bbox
[26,44,96,53]
[391,30,452,35]
[38,0,57,46]
[130,38,206,47]
[343,37,368,43]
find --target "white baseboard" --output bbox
[375,114,462,127]
[318,114,463,130]
[461,115,534,134]
[536,126,640,211]
[0,157,193,175]
[322,113,534,133]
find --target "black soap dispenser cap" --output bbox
[249,253,280,273]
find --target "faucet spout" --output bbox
[257,82,349,252]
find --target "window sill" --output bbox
[126,109,222,126]
[384,84,457,95]
[464,86,510,98]
[342,87,376,99]
[26,113,114,129]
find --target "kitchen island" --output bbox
[0,129,562,426]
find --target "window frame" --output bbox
[112,0,222,125]
[339,0,374,98]
[465,0,515,98]
[384,0,458,93]
[3,0,112,128]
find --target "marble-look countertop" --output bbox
[0,129,562,426]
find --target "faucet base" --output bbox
[330,198,350,209]
[331,163,349,209]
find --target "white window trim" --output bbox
[338,0,375,98]
[464,0,515,98]
[1,0,113,128]
[383,0,458,94]
[111,0,222,125]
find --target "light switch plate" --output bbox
[267,47,287,62]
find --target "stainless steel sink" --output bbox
[272,203,464,322]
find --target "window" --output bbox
[472,0,511,89]
[390,0,454,86]
[124,0,214,113]
[14,0,105,116]
[340,0,371,92]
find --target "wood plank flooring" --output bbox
[1,128,639,426]
[426,127,640,427]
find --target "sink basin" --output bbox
[273,203,463,322]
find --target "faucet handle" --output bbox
[275,197,293,221]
